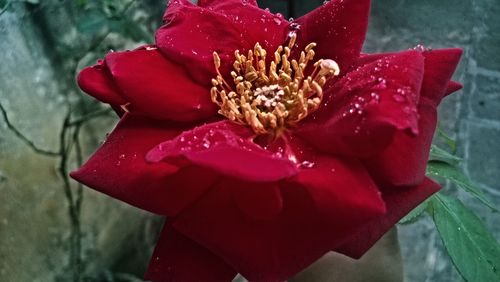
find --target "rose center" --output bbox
[210,34,340,135]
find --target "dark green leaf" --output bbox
[399,199,430,225]
[430,194,500,282]
[429,144,462,165]
[427,161,497,211]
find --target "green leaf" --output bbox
[430,194,500,282]
[437,127,457,153]
[427,161,497,211]
[429,144,462,165]
[399,199,430,225]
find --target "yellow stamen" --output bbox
[210,34,340,135]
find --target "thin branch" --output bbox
[68,108,113,126]
[0,1,11,17]
[72,124,84,214]
[0,102,59,156]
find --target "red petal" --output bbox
[364,49,462,186]
[365,103,437,187]
[198,0,258,7]
[172,150,385,281]
[145,222,237,282]
[232,180,284,221]
[71,114,192,215]
[293,156,386,222]
[420,48,462,105]
[105,47,217,122]
[445,81,463,96]
[157,0,287,85]
[292,0,371,71]
[147,121,299,182]
[358,49,462,102]
[77,63,127,105]
[336,177,440,258]
[157,2,249,85]
[296,50,425,157]
[198,0,287,53]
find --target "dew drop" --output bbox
[202,138,211,149]
[392,94,405,102]
[299,161,315,169]
[118,154,126,160]
[289,22,301,31]
[370,92,380,101]
[413,44,426,52]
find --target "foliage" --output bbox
[400,130,500,282]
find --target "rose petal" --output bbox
[198,0,287,53]
[71,114,196,215]
[358,49,462,102]
[445,81,463,96]
[147,121,299,182]
[172,152,385,281]
[364,49,462,186]
[420,48,463,105]
[103,47,217,122]
[293,156,386,222]
[232,180,283,221]
[335,177,440,258]
[296,50,425,157]
[198,0,258,7]
[145,222,237,282]
[157,2,249,85]
[365,103,437,187]
[77,62,127,105]
[292,0,371,71]
[157,0,287,85]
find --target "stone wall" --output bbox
[1,0,499,281]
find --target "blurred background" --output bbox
[0,0,498,281]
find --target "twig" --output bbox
[0,102,59,156]
[68,108,113,126]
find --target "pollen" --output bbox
[210,34,340,135]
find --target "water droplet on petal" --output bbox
[299,161,315,169]
[392,94,405,102]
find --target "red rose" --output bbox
[72,0,462,281]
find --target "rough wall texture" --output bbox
[0,0,498,281]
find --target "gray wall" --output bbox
[1,0,499,281]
